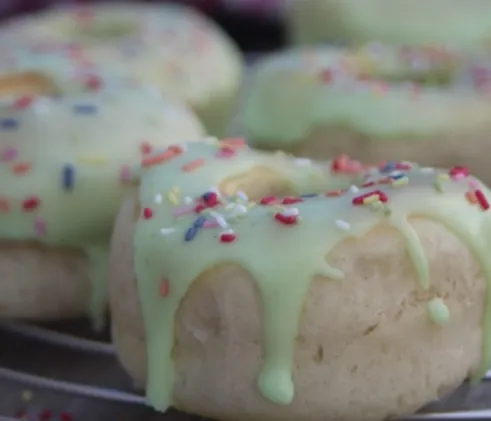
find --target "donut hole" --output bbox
[218,166,298,202]
[0,71,59,97]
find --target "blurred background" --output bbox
[0,0,287,51]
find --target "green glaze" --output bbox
[133,139,491,412]
[0,86,205,327]
[243,45,491,146]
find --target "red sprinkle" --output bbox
[331,154,366,174]
[475,189,490,211]
[60,413,74,421]
[159,279,170,297]
[140,142,153,155]
[0,197,10,212]
[281,196,303,205]
[13,95,34,110]
[394,162,412,171]
[325,189,344,197]
[274,212,298,225]
[449,166,469,179]
[38,409,52,420]
[215,146,237,158]
[83,74,103,91]
[260,196,278,206]
[143,208,153,219]
[22,196,40,211]
[352,190,388,205]
[219,232,237,243]
[12,162,31,175]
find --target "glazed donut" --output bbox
[108,138,366,382]
[0,75,205,329]
[286,0,491,48]
[0,2,243,136]
[241,45,491,185]
[109,152,491,421]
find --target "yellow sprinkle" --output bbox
[171,186,181,194]
[362,194,379,205]
[391,176,409,187]
[247,202,257,209]
[78,155,109,165]
[434,180,445,193]
[167,191,179,205]
[437,173,450,181]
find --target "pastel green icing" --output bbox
[133,139,491,412]
[290,0,491,50]
[0,87,205,327]
[243,46,491,145]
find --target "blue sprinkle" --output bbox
[300,193,318,198]
[380,161,397,173]
[61,164,76,190]
[73,104,97,114]
[202,192,214,201]
[193,216,206,228]
[390,173,406,180]
[0,118,18,130]
[185,226,199,242]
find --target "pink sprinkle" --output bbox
[203,219,219,228]
[119,165,132,182]
[2,147,18,162]
[172,205,195,217]
[34,217,47,236]
[468,179,480,189]
[215,147,236,159]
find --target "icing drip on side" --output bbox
[133,146,491,412]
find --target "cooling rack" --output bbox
[1,320,491,421]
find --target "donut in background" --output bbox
[0,2,244,136]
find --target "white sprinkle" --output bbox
[236,190,248,201]
[183,196,193,205]
[229,203,248,217]
[349,185,359,194]
[210,211,228,228]
[294,158,312,166]
[335,219,351,231]
[389,170,403,178]
[283,207,300,216]
[160,228,176,236]
[154,194,163,204]
[420,167,435,173]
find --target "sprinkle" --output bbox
[466,191,478,204]
[475,189,490,211]
[236,191,248,201]
[449,166,469,181]
[282,196,303,205]
[185,226,199,241]
[349,185,360,194]
[60,412,74,421]
[293,157,312,166]
[352,190,388,206]
[154,193,163,204]
[0,118,18,130]
[119,165,132,182]
[13,96,34,110]
[326,190,344,197]
[220,138,246,149]
[141,145,184,168]
[183,196,193,205]
[73,103,97,114]
[1,147,18,162]
[140,142,153,155]
[0,198,10,213]
[215,145,236,158]
[335,219,351,231]
[12,162,31,175]
[332,154,366,174]
[159,279,170,297]
[390,175,409,187]
[78,155,109,165]
[143,208,153,219]
[194,216,206,228]
[203,218,219,228]
[160,227,176,236]
[182,158,206,172]
[220,230,237,243]
[260,196,278,206]
[274,211,298,225]
[83,74,103,91]
[300,193,318,198]
[34,217,47,236]
[22,196,40,211]
[61,164,76,190]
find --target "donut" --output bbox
[0,2,243,136]
[109,152,491,421]
[0,76,205,329]
[108,138,367,382]
[286,0,491,49]
[241,45,491,185]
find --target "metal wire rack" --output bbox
[1,320,491,421]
